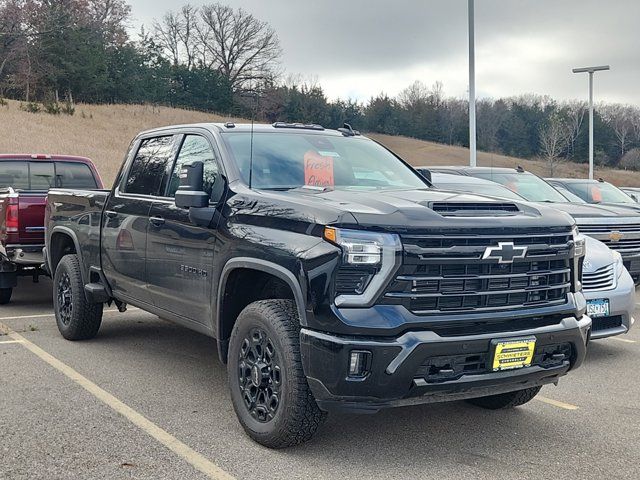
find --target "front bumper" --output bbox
[585,268,636,339]
[301,314,591,414]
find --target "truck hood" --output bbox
[545,202,640,219]
[236,187,576,231]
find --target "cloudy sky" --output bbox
[129,0,640,104]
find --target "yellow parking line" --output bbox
[609,337,636,344]
[0,321,235,480]
[535,395,579,410]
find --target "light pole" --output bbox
[468,0,476,167]
[572,65,610,180]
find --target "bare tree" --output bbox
[153,11,181,66]
[539,113,571,176]
[87,0,131,48]
[398,80,429,108]
[601,103,634,157]
[196,3,281,90]
[177,5,198,69]
[563,100,586,159]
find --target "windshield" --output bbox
[471,172,569,202]
[222,132,429,191]
[563,181,636,204]
[436,182,524,200]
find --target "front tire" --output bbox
[466,386,542,410]
[53,254,103,340]
[228,299,327,448]
[0,288,12,305]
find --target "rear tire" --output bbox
[53,254,103,340]
[466,386,542,410]
[0,288,12,305]
[228,299,327,448]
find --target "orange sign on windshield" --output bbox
[304,151,334,188]
[591,186,603,202]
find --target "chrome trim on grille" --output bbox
[582,264,615,292]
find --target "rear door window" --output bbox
[55,162,98,188]
[124,136,176,196]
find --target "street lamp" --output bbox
[468,0,476,167]
[572,65,610,180]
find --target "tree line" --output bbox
[2,0,640,171]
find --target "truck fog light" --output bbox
[348,350,371,378]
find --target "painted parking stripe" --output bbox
[535,395,579,410]
[0,307,139,322]
[0,321,235,480]
[0,339,24,344]
[609,337,637,344]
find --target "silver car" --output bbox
[582,235,636,339]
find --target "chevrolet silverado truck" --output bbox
[45,123,591,448]
[0,154,103,304]
[425,166,640,284]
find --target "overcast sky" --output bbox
[128,0,640,104]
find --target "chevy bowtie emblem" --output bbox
[609,231,624,242]
[482,242,528,264]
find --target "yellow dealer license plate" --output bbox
[491,337,536,371]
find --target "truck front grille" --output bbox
[414,342,572,383]
[382,229,574,315]
[578,224,640,254]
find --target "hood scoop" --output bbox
[429,201,520,216]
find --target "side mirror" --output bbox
[175,161,209,209]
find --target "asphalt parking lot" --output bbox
[1,278,639,480]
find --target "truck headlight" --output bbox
[572,227,586,257]
[324,227,402,307]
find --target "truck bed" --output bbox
[45,188,111,280]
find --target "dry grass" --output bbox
[369,133,640,187]
[0,99,241,185]
[1,99,639,187]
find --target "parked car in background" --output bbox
[426,166,640,284]
[45,123,591,448]
[620,187,640,202]
[546,178,640,211]
[426,170,635,339]
[0,154,103,304]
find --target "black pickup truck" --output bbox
[45,123,591,448]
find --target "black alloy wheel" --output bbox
[237,327,282,423]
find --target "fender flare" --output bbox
[216,257,307,362]
[49,226,85,283]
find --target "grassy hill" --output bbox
[2,99,639,187]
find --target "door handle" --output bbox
[149,216,165,226]
[105,210,118,219]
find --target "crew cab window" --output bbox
[55,162,98,188]
[0,162,30,189]
[124,136,175,196]
[0,161,56,190]
[167,135,219,198]
[29,162,55,189]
